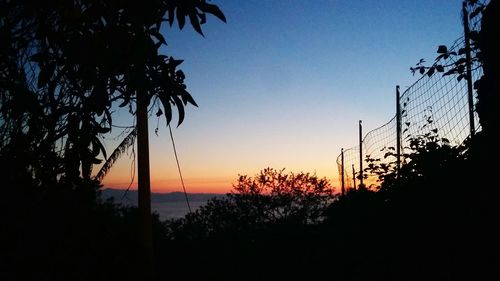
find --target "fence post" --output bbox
[462,2,475,138]
[352,164,356,191]
[396,85,402,177]
[358,120,364,189]
[341,148,345,196]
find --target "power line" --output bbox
[168,124,192,213]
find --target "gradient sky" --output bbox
[101,0,466,193]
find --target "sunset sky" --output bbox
[101,0,466,193]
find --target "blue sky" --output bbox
[103,0,466,193]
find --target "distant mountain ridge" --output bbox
[100,188,224,205]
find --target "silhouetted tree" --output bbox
[0,0,226,188]
[1,1,226,280]
[166,168,335,240]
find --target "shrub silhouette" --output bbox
[159,135,499,281]
[166,168,335,240]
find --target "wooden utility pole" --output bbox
[137,92,153,278]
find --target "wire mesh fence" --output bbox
[336,3,485,191]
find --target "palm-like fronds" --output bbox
[94,128,137,182]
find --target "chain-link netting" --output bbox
[337,3,485,190]
[336,146,359,191]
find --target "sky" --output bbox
[101,0,466,193]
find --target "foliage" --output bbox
[0,0,225,188]
[0,178,171,281]
[409,0,499,135]
[1,1,226,278]
[161,136,495,280]
[409,0,484,80]
[164,3,499,279]
[364,129,468,191]
[94,128,137,182]
[166,168,335,240]
[232,168,335,223]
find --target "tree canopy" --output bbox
[166,168,335,240]
[0,0,226,188]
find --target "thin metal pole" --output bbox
[137,92,153,279]
[396,85,402,177]
[358,120,364,188]
[341,148,345,196]
[352,164,356,191]
[463,2,475,138]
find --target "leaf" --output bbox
[384,152,393,158]
[151,31,166,45]
[455,57,467,66]
[436,65,444,72]
[188,11,204,36]
[156,108,163,117]
[199,13,206,25]
[176,7,186,29]
[435,53,445,61]
[176,70,185,80]
[443,68,457,76]
[181,91,198,107]
[159,95,172,125]
[172,95,185,126]
[470,6,484,19]
[168,7,175,26]
[104,108,112,127]
[199,3,227,23]
[427,67,435,77]
[437,45,448,54]
[93,138,107,160]
[431,128,438,133]
[118,97,129,107]
[91,141,101,157]
[169,57,184,68]
[419,67,425,75]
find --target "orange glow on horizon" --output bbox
[103,177,234,194]
[99,147,339,194]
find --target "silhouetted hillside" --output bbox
[100,188,225,220]
[100,188,223,204]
